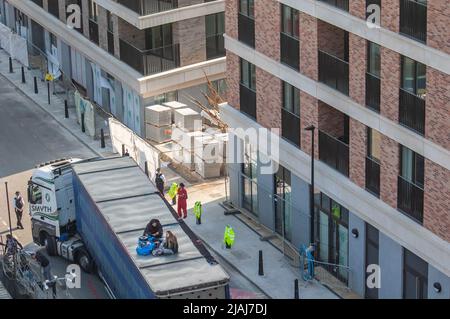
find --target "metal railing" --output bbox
[318,50,349,96]
[119,39,180,76]
[399,88,425,136]
[239,84,257,119]
[238,13,255,48]
[398,175,424,223]
[318,0,349,11]
[117,0,178,16]
[280,32,300,71]
[366,72,380,113]
[319,130,349,177]
[400,0,427,43]
[365,156,380,197]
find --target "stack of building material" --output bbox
[145,105,172,143]
[174,108,202,132]
[194,135,222,178]
[172,127,204,170]
[163,101,188,123]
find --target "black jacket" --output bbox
[143,219,163,238]
[35,251,50,268]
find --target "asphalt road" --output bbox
[0,74,95,178]
[0,74,107,299]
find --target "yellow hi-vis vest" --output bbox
[194,201,202,219]
[168,183,178,199]
[224,225,235,247]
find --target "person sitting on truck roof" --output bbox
[143,219,163,239]
[152,231,178,256]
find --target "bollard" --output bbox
[122,144,125,156]
[144,161,149,177]
[81,113,85,133]
[21,66,25,83]
[64,100,69,118]
[294,279,299,299]
[9,57,13,73]
[47,82,51,104]
[34,76,38,94]
[101,129,105,148]
[258,250,264,276]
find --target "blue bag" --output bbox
[136,236,156,256]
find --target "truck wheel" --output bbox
[45,235,57,256]
[76,248,94,274]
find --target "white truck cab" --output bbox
[27,158,94,273]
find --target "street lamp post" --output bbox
[304,125,315,245]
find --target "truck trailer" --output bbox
[28,156,230,298]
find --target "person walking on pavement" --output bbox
[13,191,25,229]
[177,183,188,219]
[155,168,166,195]
[32,250,53,282]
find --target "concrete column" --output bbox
[428,265,450,299]
[348,213,366,297]
[379,232,403,299]
[257,154,275,231]
[290,174,311,249]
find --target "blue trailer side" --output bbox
[71,157,230,299]
[73,172,154,299]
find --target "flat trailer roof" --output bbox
[72,157,229,297]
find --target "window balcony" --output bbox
[319,50,349,96]
[119,39,180,76]
[397,175,424,223]
[318,0,349,11]
[365,156,380,197]
[366,73,381,113]
[117,0,178,16]
[319,130,349,177]
[399,88,425,136]
[400,0,427,43]
[239,84,256,120]
[238,13,255,48]
[280,33,299,71]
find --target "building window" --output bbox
[145,23,173,50]
[400,56,426,135]
[153,91,178,105]
[366,128,381,197]
[88,0,98,21]
[107,11,114,32]
[240,58,256,119]
[398,145,424,222]
[366,41,381,112]
[316,193,349,284]
[366,0,381,20]
[242,140,258,216]
[107,11,114,55]
[238,0,255,48]
[282,82,300,147]
[274,165,292,242]
[280,4,300,70]
[401,56,426,98]
[400,0,427,43]
[206,12,225,59]
[403,249,428,298]
[365,223,379,299]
